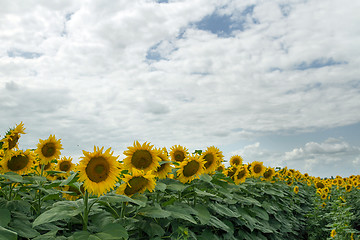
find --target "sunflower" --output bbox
[176,154,205,184]
[123,141,160,173]
[169,145,188,163]
[216,164,225,173]
[293,186,299,194]
[152,148,173,179]
[206,146,224,163]
[315,181,325,189]
[55,156,75,175]
[233,166,248,184]
[250,161,266,178]
[345,184,352,192]
[262,167,275,181]
[117,169,156,197]
[321,193,328,200]
[2,149,35,175]
[230,155,243,166]
[330,229,336,238]
[224,166,238,179]
[201,147,220,174]
[35,135,63,165]
[1,122,26,150]
[77,146,121,197]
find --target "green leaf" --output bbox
[249,206,269,221]
[155,182,167,192]
[59,172,78,186]
[0,209,11,227]
[194,188,217,197]
[165,205,197,224]
[0,226,17,240]
[33,205,82,227]
[207,215,231,232]
[199,174,212,183]
[0,172,23,182]
[209,203,239,218]
[194,205,211,225]
[141,222,165,238]
[100,195,146,207]
[166,182,187,192]
[95,223,128,240]
[68,231,91,240]
[137,206,171,218]
[9,219,40,238]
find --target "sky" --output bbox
[1,0,360,178]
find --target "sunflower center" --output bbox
[131,150,153,169]
[232,158,240,165]
[183,160,199,177]
[253,164,262,173]
[237,169,246,179]
[316,182,325,188]
[263,170,273,179]
[8,155,29,171]
[124,177,148,196]
[43,162,52,170]
[60,161,71,171]
[85,157,109,183]
[8,134,19,149]
[204,154,214,169]
[174,150,185,162]
[42,143,56,158]
[156,163,167,173]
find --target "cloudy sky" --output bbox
[1,0,359,178]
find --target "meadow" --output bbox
[0,122,359,240]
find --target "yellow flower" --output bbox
[1,122,26,150]
[263,167,275,181]
[55,156,75,175]
[2,149,35,175]
[315,181,325,189]
[229,155,243,166]
[176,154,205,184]
[35,135,63,165]
[117,169,156,197]
[77,146,121,197]
[293,186,299,194]
[206,146,224,163]
[201,147,220,174]
[330,229,336,238]
[233,166,248,184]
[169,145,188,163]
[224,166,238,179]
[152,148,172,179]
[250,161,266,178]
[345,184,352,192]
[62,185,84,201]
[123,141,160,173]
[215,164,226,173]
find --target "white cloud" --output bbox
[1,0,359,177]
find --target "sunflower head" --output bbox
[216,164,225,173]
[117,169,156,197]
[152,148,173,179]
[201,147,220,174]
[263,167,275,181]
[123,141,160,173]
[293,186,299,194]
[224,166,238,179]
[176,154,205,184]
[250,161,266,178]
[2,149,35,175]
[315,181,325,189]
[230,155,243,166]
[234,166,249,184]
[169,145,188,163]
[1,122,26,150]
[62,185,84,201]
[77,146,121,197]
[35,135,63,165]
[56,156,75,175]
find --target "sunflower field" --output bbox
[1,122,360,240]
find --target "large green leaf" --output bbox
[32,230,58,240]
[137,206,171,218]
[154,182,167,192]
[249,206,269,221]
[59,172,78,186]
[0,226,17,240]
[99,195,146,207]
[0,172,23,182]
[95,223,128,240]
[9,219,40,238]
[166,182,187,192]
[0,209,10,227]
[194,205,211,225]
[165,205,197,224]
[209,203,239,218]
[207,215,231,232]
[33,205,82,227]
[141,222,165,238]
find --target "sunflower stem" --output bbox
[83,191,89,231]
[120,202,125,219]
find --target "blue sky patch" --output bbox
[295,58,347,70]
[7,49,43,59]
